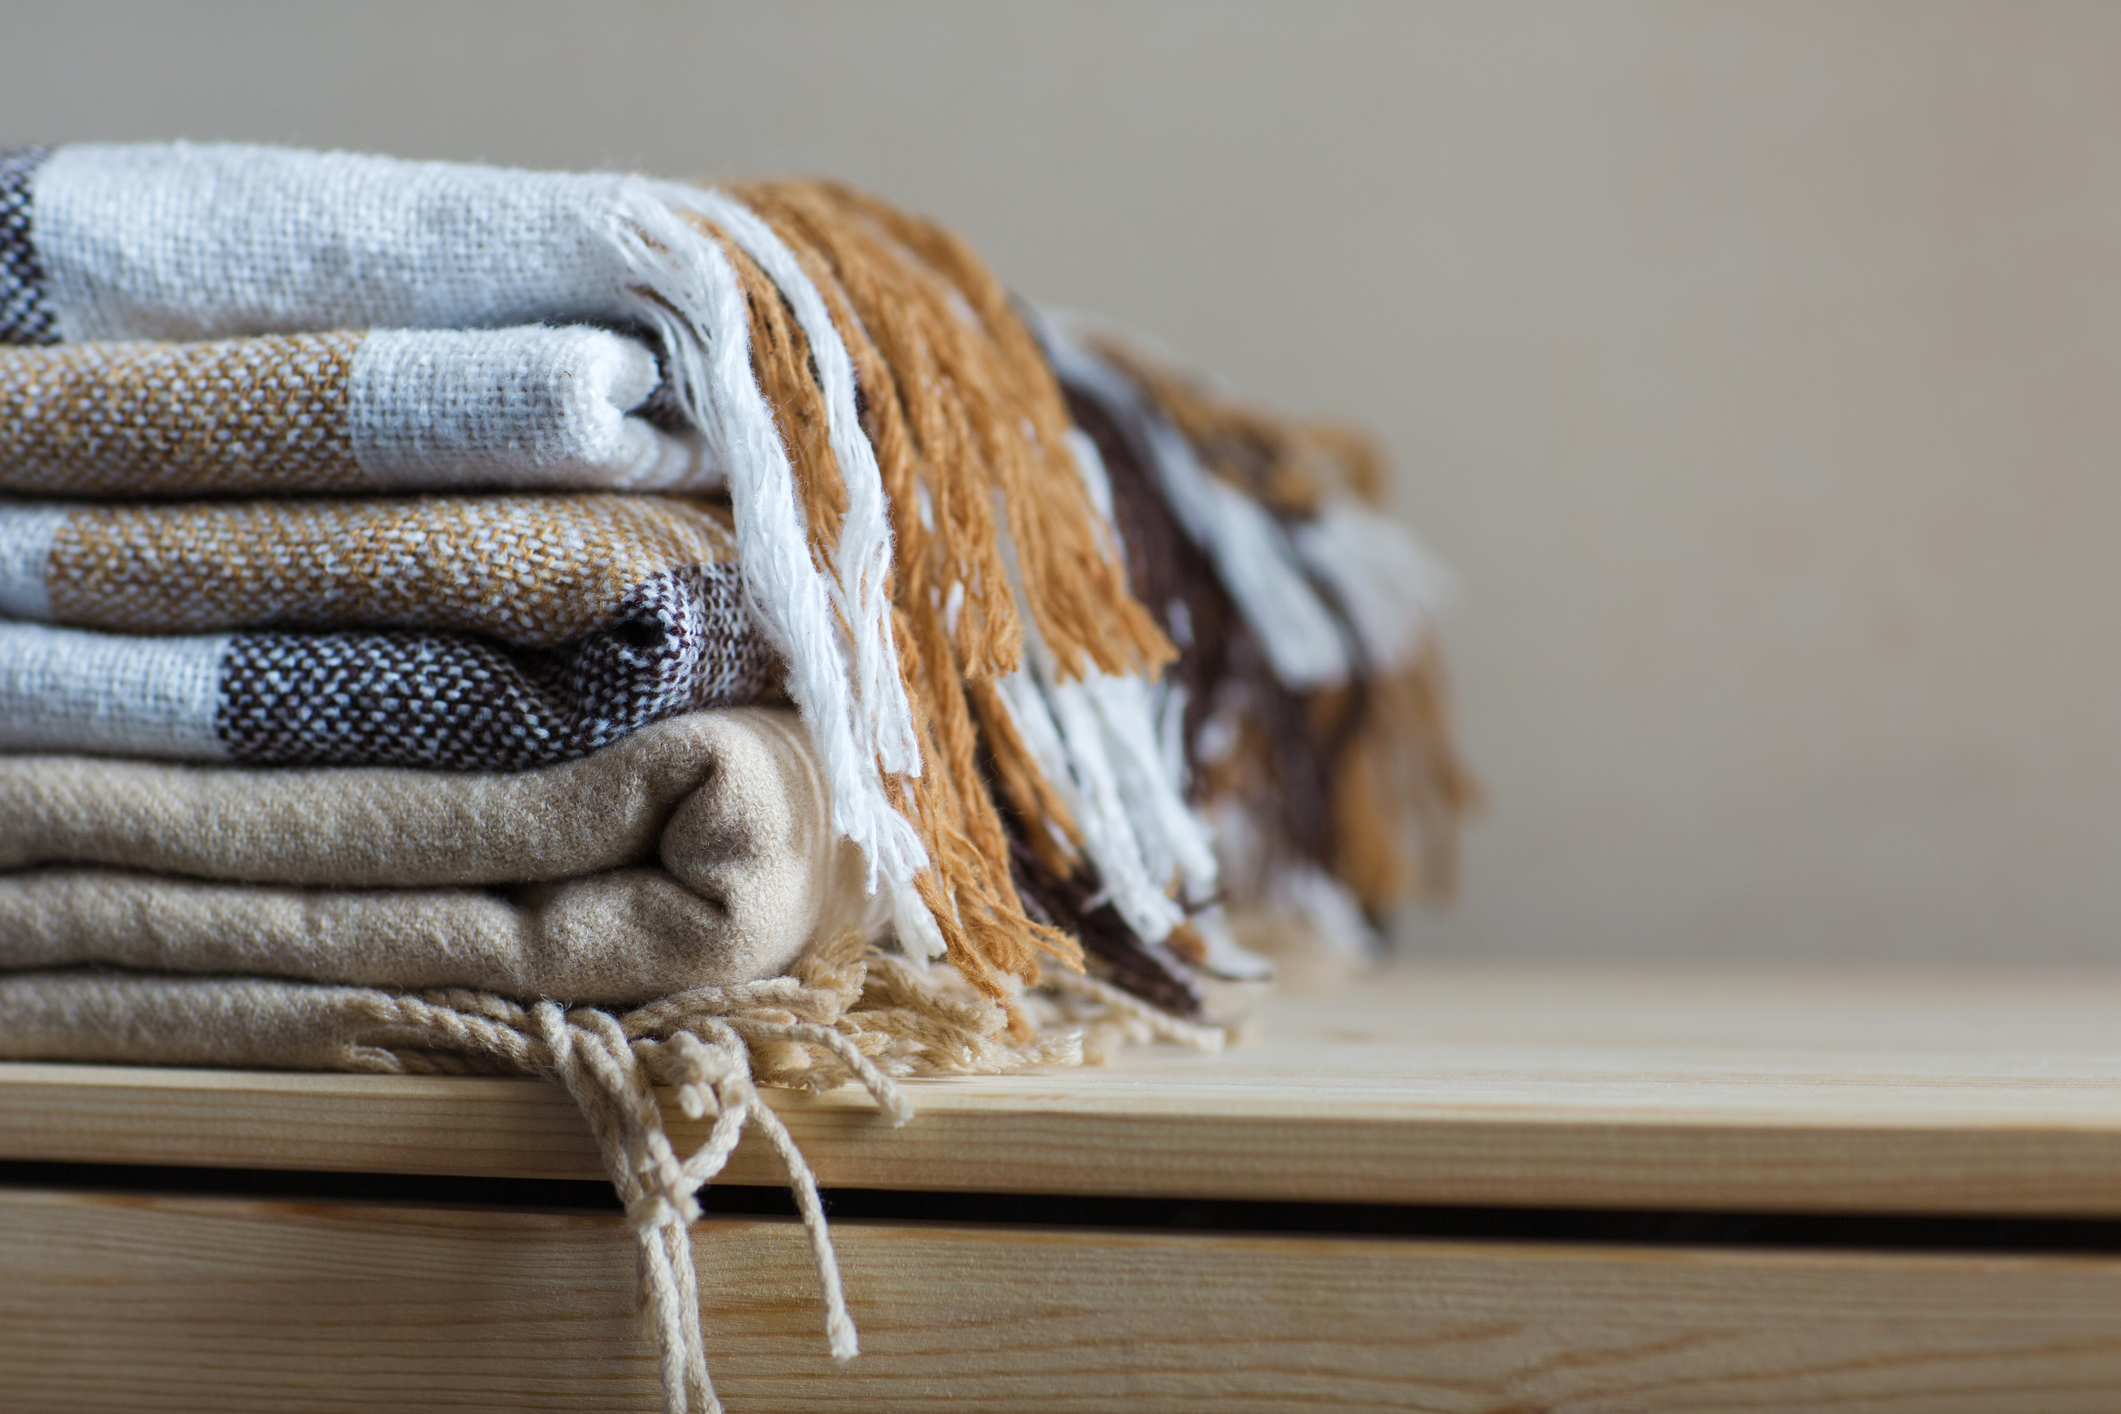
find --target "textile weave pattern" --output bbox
[218,567,771,769]
[0,326,701,498]
[34,492,740,644]
[0,147,53,346]
[0,332,361,494]
[1,142,945,956]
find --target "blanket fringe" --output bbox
[350,985,890,1414]
[701,181,1190,1006]
[316,932,1201,1414]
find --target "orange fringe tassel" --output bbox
[690,183,1180,1008]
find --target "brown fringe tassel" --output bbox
[1328,647,1483,909]
[689,184,1176,1009]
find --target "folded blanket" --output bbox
[1,866,825,1003]
[0,326,709,497]
[0,708,867,1000]
[0,609,772,769]
[0,491,743,640]
[0,490,772,766]
[2,143,681,343]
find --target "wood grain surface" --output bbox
[3,1186,2120,1413]
[5,966,2121,1213]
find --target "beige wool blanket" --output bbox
[0,707,870,1001]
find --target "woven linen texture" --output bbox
[0,148,54,346]
[0,573,772,770]
[0,621,227,759]
[34,492,741,645]
[0,326,698,498]
[0,332,360,495]
[29,143,645,341]
[217,567,771,770]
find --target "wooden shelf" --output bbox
[8,964,2121,1410]
[6,964,2121,1214]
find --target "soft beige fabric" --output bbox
[0,708,799,886]
[0,867,790,1002]
[0,969,393,1071]
[0,707,876,1001]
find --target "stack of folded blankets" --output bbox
[0,142,1472,1413]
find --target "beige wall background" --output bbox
[2,1,2116,964]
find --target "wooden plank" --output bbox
[3,1186,2121,1412]
[5,966,2121,1212]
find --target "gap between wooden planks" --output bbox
[4,965,2121,1213]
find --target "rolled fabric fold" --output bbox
[0,708,872,1001]
[0,326,712,498]
[0,709,784,883]
[0,866,814,1003]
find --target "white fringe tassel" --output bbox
[1136,411,1355,690]
[1289,497,1457,674]
[597,185,945,958]
[993,437,1221,943]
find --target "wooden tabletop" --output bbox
[5,965,2120,1216]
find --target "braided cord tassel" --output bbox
[353,984,914,1414]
